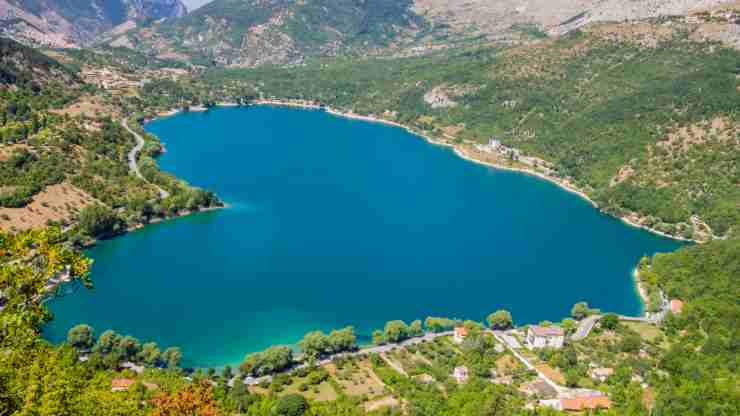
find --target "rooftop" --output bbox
[529,325,565,337]
[561,395,611,411]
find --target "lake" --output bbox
[44,106,682,368]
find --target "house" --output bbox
[453,366,469,384]
[121,361,144,374]
[453,326,469,344]
[560,395,611,411]
[519,379,558,398]
[670,299,684,314]
[488,137,501,150]
[111,378,136,392]
[590,367,614,382]
[538,399,562,410]
[525,326,565,349]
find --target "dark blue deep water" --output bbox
[45,106,682,367]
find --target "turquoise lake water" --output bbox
[44,106,682,368]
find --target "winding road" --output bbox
[122,119,170,199]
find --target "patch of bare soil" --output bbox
[364,395,399,412]
[586,22,676,48]
[50,95,119,119]
[657,116,739,152]
[0,183,98,232]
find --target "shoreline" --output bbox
[632,267,648,315]
[242,100,693,243]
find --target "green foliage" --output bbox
[77,204,125,239]
[67,324,95,350]
[571,302,598,320]
[424,316,459,333]
[601,313,620,330]
[487,310,513,330]
[298,326,356,358]
[273,393,308,416]
[383,320,411,343]
[240,345,294,376]
[646,237,740,414]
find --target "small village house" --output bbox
[453,326,469,344]
[670,299,684,314]
[560,395,611,412]
[111,378,136,392]
[525,326,565,349]
[590,367,614,382]
[519,379,558,398]
[453,366,469,384]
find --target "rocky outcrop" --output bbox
[0,0,187,47]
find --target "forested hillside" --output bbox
[196,18,740,240]
[0,37,220,240]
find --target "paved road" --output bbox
[122,119,169,199]
[571,315,602,341]
[230,331,454,387]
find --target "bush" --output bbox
[620,334,641,353]
[273,394,308,416]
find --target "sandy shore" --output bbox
[633,267,649,305]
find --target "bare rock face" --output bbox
[126,0,187,20]
[0,0,188,47]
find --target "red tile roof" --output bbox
[529,325,564,337]
[561,396,611,411]
[111,378,135,390]
[670,299,684,314]
[454,326,469,337]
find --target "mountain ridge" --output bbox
[0,0,187,47]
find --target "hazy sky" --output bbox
[181,0,212,11]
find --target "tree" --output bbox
[561,318,577,334]
[487,310,513,330]
[162,347,183,369]
[601,313,619,330]
[571,302,596,320]
[77,205,123,239]
[298,331,330,359]
[372,330,385,345]
[620,334,641,353]
[115,335,141,361]
[273,394,308,416]
[67,324,95,350]
[383,320,410,343]
[94,330,120,354]
[139,342,161,366]
[327,326,356,353]
[425,317,458,333]
[150,382,219,416]
[240,346,293,376]
[227,379,253,413]
[222,365,233,381]
[409,320,423,337]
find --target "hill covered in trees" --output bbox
[0,37,220,240]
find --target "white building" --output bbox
[453,366,469,384]
[453,326,469,344]
[525,326,565,349]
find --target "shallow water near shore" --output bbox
[44,106,682,367]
